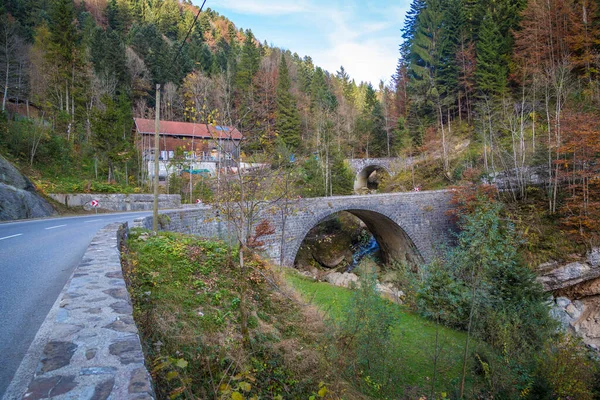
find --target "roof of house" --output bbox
[133,118,243,140]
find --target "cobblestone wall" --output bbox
[15,223,154,400]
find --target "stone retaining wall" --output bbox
[49,193,181,212]
[16,223,154,400]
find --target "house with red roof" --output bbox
[133,118,243,179]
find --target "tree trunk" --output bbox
[2,54,8,112]
[430,315,440,400]
[238,244,250,346]
[460,266,480,399]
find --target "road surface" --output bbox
[0,211,153,397]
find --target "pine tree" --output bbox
[48,0,78,73]
[92,94,133,182]
[407,0,447,112]
[129,23,171,85]
[400,0,427,59]
[310,67,336,111]
[475,10,507,96]
[437,0,464,105]
[90,27,129,93]
[297,55,314,94]
[235,30,260,92]
[106,0,132,36]
[275,55,301,150]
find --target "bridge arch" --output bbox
[282,204,426,268]
[353,164,393,192]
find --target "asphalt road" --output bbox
[0,211,153,397]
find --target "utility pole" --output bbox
[152,0,206,230]
[153,84,161,232]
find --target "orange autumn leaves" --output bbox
[557,110,600,243]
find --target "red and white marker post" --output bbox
[91,199,99,214]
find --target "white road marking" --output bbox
[0,233,23,241]
[84,219,103,223]
[45,225,67,230]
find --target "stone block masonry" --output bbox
[49,194,181,212]
[5,223,154,400]
[136,190,457,268]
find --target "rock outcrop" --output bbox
[0,154,56,221]
[538,259,600,292]
[540,248,600,350]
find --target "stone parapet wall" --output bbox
[9,223,155,400]
[49,193,181,212]
[133,206,232,241]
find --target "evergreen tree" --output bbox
[48,0,78,73]
[400,0,427,59]
[298,55,314,94]
[420,196,554,397]
[407,0,447,113]
[330,151,354,195]
[437,0,464,104]
[235,30,260,92]
[213,37,232,73]
[336,65,356,105]
[311,67,337,112]
[475,10,507,96]
[106,0,133,36]
[129,23,170,85]
[92,94,133,182]
[369,101,387,157]
[156,0,180,40]
[275,55,301,150]
[90,27,129,93]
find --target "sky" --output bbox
[206,0,411,86]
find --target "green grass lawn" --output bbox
[285,270,480,398]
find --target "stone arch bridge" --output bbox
[347,158,405,192]
[141,190,456,268]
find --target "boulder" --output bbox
[588,249,600,268]
[570,297,600,349]
[324,272,359,288]
[313,252,346,269]
[0,155,56,221]
[376,283,405,304]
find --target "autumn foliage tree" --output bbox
[558,110,600,245]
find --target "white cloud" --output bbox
[211,0,310,16]
[311,6,401,85]
[314,37,399,85]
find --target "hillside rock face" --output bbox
[540,248,600,350]
[0,155,56,221]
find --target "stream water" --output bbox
[347,236,380,272]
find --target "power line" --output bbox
[173,0,207,65]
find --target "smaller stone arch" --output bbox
[353,164,393,193]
